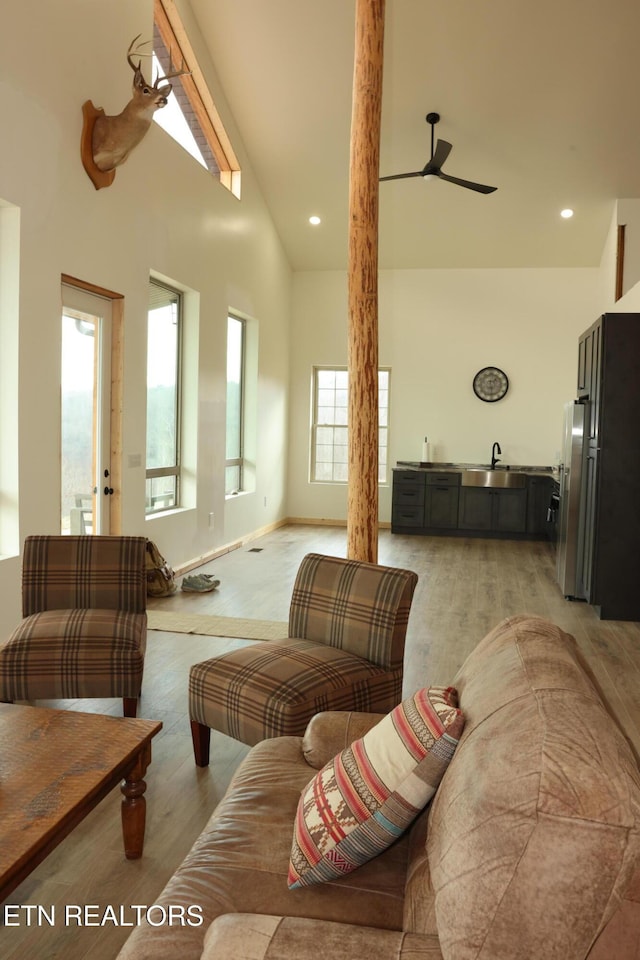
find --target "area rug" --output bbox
[147,609,289,641]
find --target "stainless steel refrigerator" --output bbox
[556,400,588,599]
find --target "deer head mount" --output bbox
[81,35,190,190]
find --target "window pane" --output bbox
[317,369,336,388]
[334,404,348,426]
[316,426,334,445]
[146,281,180,514]
[147,302,178,468]
[225,464,241,496]
[146,475,177,511]
[226,316,245,494]
[316,444,335,463]
[315,462,333,481]
[318,388,336,408]
[311,367,390,484]
[61,312,96,534]
[317,405,335,424]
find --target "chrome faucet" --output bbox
[491,441,502,469]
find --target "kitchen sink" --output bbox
[461,469,527,489]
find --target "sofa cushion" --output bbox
[406,615,640,960]
[289,686,464,889]
[115,734,411,960]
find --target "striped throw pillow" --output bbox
[288,686,464,888]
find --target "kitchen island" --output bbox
[392,462,557,539]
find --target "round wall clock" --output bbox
[472,366,509,403]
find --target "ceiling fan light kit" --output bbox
[380,112,497,195]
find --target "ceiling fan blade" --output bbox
[429,138,452,170]
[438,171,497,194]
[379,171,423,182]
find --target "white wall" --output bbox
[288,267,606,523]
[0,0,291,636]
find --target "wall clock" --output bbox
[472,366,509,403]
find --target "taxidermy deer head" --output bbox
[90,35,189,173]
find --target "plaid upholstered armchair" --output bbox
[0,535,147,717]
[189,552,418,766]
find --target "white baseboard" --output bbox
[175,517,391,575]
[174,518,289,575]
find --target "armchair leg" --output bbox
[123,697,138,718]
[191,720,211,767]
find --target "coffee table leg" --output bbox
[120,742,152,860]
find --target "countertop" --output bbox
[395,461,558,479]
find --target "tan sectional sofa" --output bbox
[117,615,640,959]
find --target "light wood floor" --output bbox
[2,524,640,959]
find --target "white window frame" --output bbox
[311,367,390,485]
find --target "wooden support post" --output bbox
[347,0,385,564]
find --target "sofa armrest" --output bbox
[302,710,385,769]
[202,915,445,960]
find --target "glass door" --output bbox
[60,285,112,535]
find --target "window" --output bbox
[311,368,389,484]
[153,0,241,197]
[226,315,245,495]
[146,280,182,513]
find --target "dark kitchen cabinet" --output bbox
[458,487,527,533]
[425,473,460,529]
[392,470,426,531]
[575,313,640,619]
[577,320,602,441]
[392,470,460,532]
[526,475,553,537]
[392,468,545,539]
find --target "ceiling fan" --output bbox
[379,112,497,194]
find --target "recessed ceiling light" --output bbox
[308,215,321,225]
[560,208,574,219]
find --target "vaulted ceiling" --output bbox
[191,0,640,272]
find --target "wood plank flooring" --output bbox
[2,524,640,959]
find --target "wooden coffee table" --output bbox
[0,703,162,902]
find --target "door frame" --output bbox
[61,274,124,534]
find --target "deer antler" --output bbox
[127,34,152,73]
[126,34,190,91]
[159,47,190,84]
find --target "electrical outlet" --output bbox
[208,512,214,529]
[263,496,267,508]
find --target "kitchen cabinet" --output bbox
[392,468,540,538]
[425,473,460,529]
[392,471,460,532]
[526,475,553,537]
[391,470,426,530]
[577,321,602,441]
[458,487,527,533]
[574,313,640,619]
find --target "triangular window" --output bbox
[153,0,241,197]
